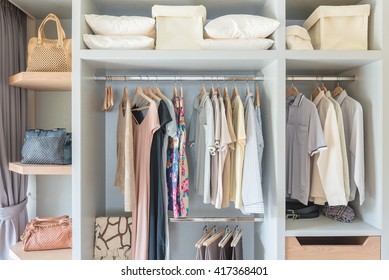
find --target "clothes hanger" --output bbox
[136,76,161,107]
[231,78,239,102]
[199,78,207,99]
[286,77,300,98]
[218,225,234,248]
[108,76,114,111]
[203,228,225,247]
[195,225,212,248]
[102,77,109,112]
[131,85,152,112]
[153,75,167,100]
[245,77,250,97]
[209,77,216,98]
[224,80,229,99]
[311,78,322,100]
[179,79,184,108]
[120,78,129,117]
[332,78,344,97]
[216,76,222,97]
[255,82,261,107]
[231,228,243,248]
[320,77,328,92]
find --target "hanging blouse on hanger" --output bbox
[177,85,189,216]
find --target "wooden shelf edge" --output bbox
[8,72,71,91]
[9,162,72,175]
[9,241,72,260]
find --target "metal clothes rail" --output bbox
[169,217,263,223]
[94,75,264,82]
[286,75,355,81]
[94,75,356,82]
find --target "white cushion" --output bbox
[85,14,155,37]
[285,25,313,50]
[205,14,280,39]
[83,34,155,50]
[201,38,274,50]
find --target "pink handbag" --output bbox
[21,215,72,251]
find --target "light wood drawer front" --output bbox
[286,236,380,260]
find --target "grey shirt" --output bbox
[286,93,327,205]
[188,93,214,204]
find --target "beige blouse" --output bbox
[114,88,135,212]
[222,89,237,208]
[231,94,246,209]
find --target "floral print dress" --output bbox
[166,95,189,218]
[177,96,189,217]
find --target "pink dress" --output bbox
[131,101,160,260]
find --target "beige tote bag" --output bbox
[26,13,72,72]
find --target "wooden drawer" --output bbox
[286,236,380,260]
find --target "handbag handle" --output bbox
[37,13,66,47]
[35,215,70,222]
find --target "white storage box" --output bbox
[303,4,370,50]
[286,25,313,50]
[152,5,206,50]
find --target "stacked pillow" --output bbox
[202,14,280,50]
[83,14,156,50]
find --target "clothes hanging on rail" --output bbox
[286,93,327,205]
[254,99,264,185]
[166,96,180,217]
[231,94,246,209]
[188,92,215,204]
[309,91,347,206]
[221,90,237,208]
[114,88,136,212]
[139,100,171,260]
[210,88,221,206]
[217,93,233,209]
[335,90,365,205]
[161,98,178,260]
[176,94,189,216]
[241,94,264,214]
[325,91,350,201]
[132,100,160,260]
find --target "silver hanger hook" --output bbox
[234,77,236,88]
[337,77,340,87]
[124,75,127,85]
[155,74,158,87]
[202,76,205,88]
[180,76,183,88]
[292,76,295,87]
[246,76,249,88]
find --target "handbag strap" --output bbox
[37,13,66,47]
[35,215,69,222]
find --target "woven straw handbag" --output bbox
[26,13,72,72]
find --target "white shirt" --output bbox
[326,91,350,201]
[335,90,365,205]
[241,95,264,214]
[310,91,347,206]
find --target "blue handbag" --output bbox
[21,128,71,165]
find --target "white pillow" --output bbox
[85,14,155,37]
[201,38,274,50]
[205,14,280,39]
[83,34,155,50]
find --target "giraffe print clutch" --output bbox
[93,217,132,260]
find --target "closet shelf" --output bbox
[9,241,72,260]
[285,215,381,237]
[9,162,72,175]
[286,51,383,74]
[80,50,277,72]
[8,72,71,91]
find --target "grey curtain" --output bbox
[0,0,28,259]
